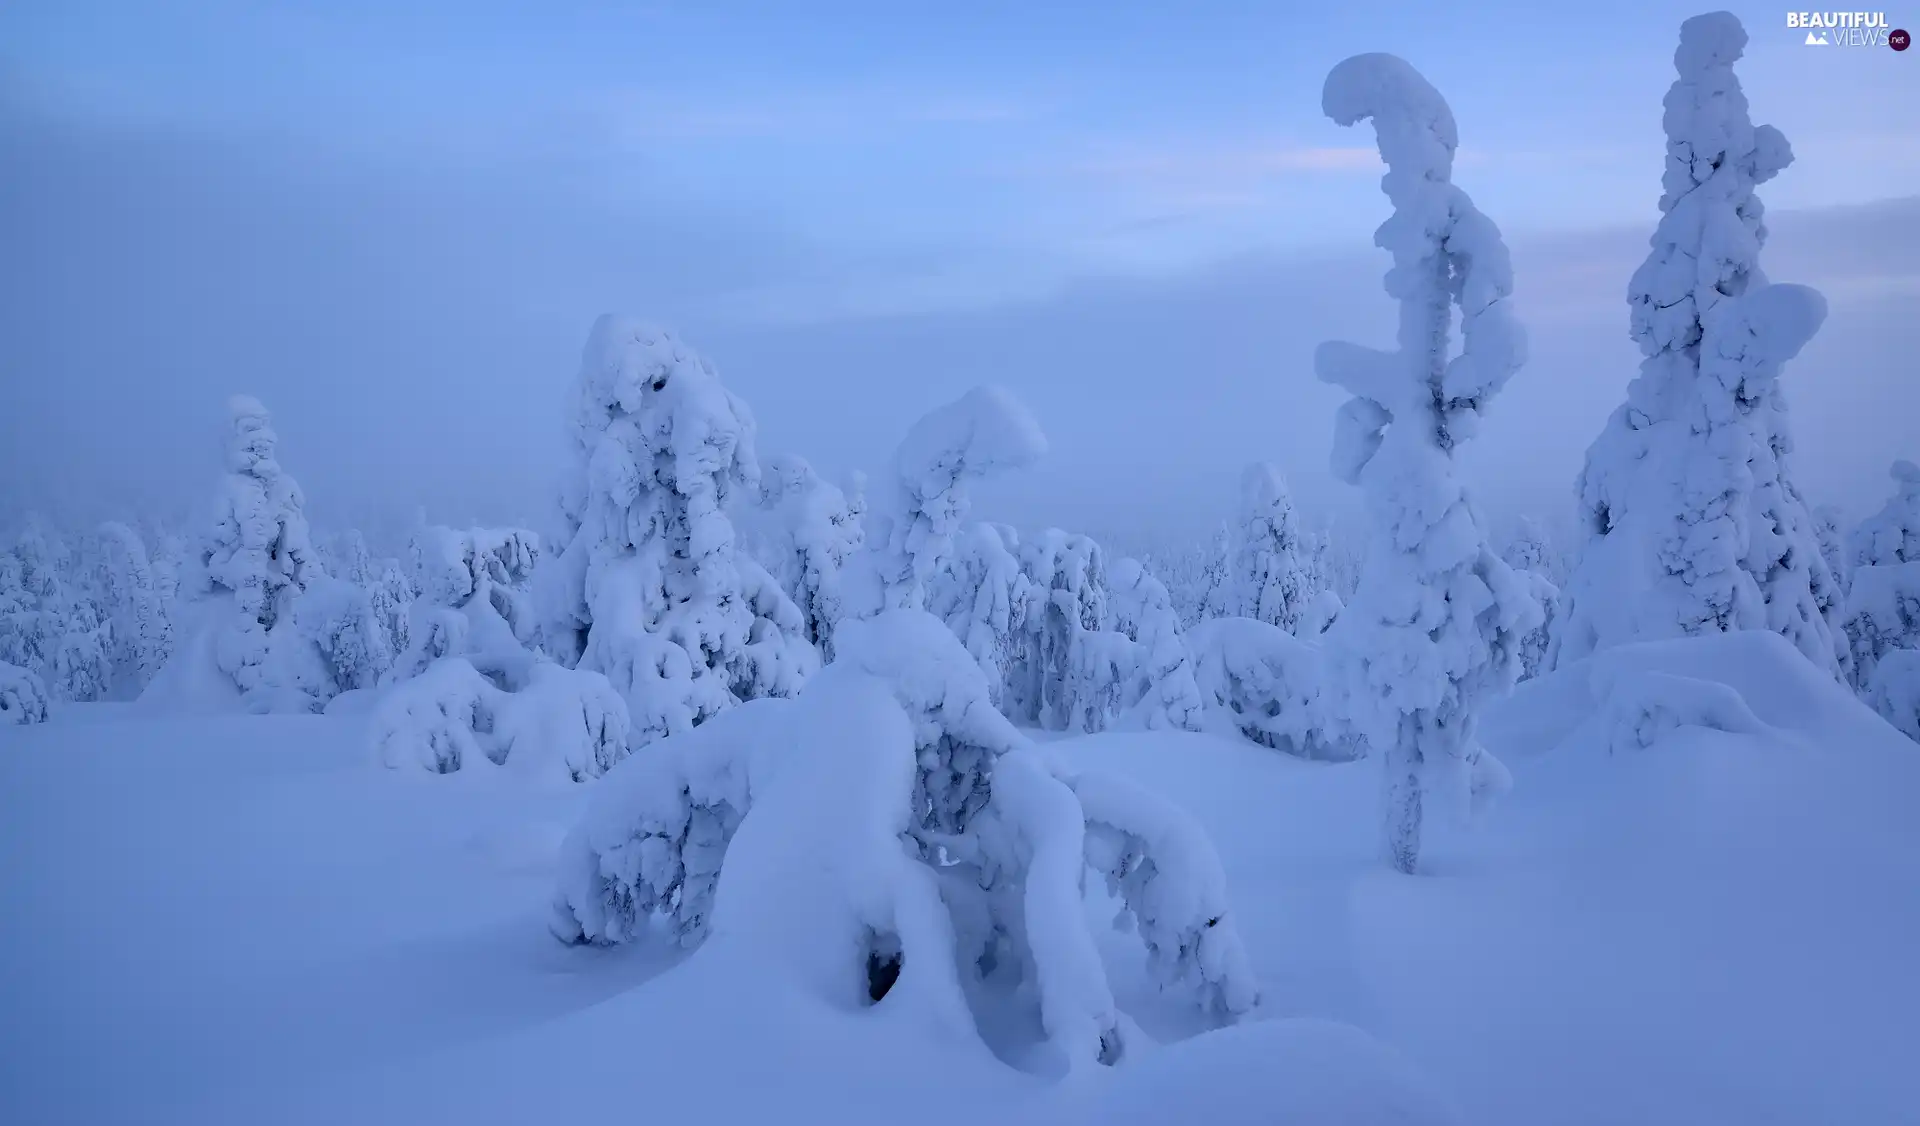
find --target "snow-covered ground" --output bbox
[3,632,1915,1125]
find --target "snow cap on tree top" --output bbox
[1321,52,1456,180]
[225,395,279,476]
[1892,460,1920,487]
[1676,10,1747,73]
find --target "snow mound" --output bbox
[1187,617,1355,760]
[373,657,629,784]
[1078,1018,1460,1126]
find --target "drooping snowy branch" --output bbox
[840,386,1047,621]
[1315,52,1539,873]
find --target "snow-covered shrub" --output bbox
[390,524,543,691]
[840,385,1048,621]
[1863,649,1920,742]
[0,660,51,724]
[279,574,392,704]
[537,319,817,753]
[927,523,1032,709]
[1226,463,1314,634]
[1299,589,1344,637]
[373,656,629,783]
[1314,53,1540,873]
[1107,558,1206,732]
[87,523,172,695]
[552,609,1259,1068]
[757,454,863,656]
[1188,617,1356,761]
[1552,14,1845,680]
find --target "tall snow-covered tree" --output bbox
[1107,557,1207,732]
[1551,14,1844,679]
[1199,523,1232,623]
[1007,529,1111,730]
[1227,463,1314,634]
[537,318,817,751]
[1314,52,1540,874]
[758,454,863,657]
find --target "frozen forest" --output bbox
[2,9,1914,1126]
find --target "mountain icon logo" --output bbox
[1805,30,1831,44]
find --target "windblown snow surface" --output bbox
[3,631,1916,1125]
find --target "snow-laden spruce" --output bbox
[1552,13,1845,680]
[0,523,112,702]
[552,609,1259,1068]
[0,659,51,724]
[757,454,863,658]
[1107,558,1208,732]
[927,522,1032,710]
[1226,463,1315,634]
[1314,53,1540,874]
[840,385,1047,621]
[537,319,817,750]
[1006,529,1112,729]
[1841,461,1920,738]
[389,525,541,688]
[88,523,173,694]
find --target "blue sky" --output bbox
[2,1,1914,540]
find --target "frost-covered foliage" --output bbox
[0,524,106,700]
[387,525,544,690]
[89,522,173,694]
[373,656,628,782]
[367,558,414,661]
[757,454,863,656]
[841,385,1047,620]
[1,657,56,732]
[536,319,816,750]
[159,396,318,709]
[0,659,51,723]
[1502,516,1564,586]
[1199,523,1232,623]
[1188,617,1356,760]
[1226,463,1314,634]
[1814,505,1849,597]
[1862,649,1920,742]
[1315,53,1539,873]
[1552,14,1844,681]
[1849,461,1920,571]
[553,609,1258,1067]
[1513,569,1560,682]
[1006,529,1116,730]
[1107,558,1207,732]
[1842,462,1920,737]
[280,574,392,703]
[927,523,1032,709]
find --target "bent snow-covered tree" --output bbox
[1315,53,1540,874]
[1552,13,1844,679]
[1227,463,1315,634]
[537,319,817,751]
[839,385,1047,622]
[552,609,1259,1069]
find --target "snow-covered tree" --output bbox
[1188,617,1357,760]
[1227,463,1314,634]
[1502,516,1562,586]
[536,319,817,751]
[1813,504,1849,597]
[1552,14,1844,680]
[1198,523,1232,623]
[1006,529,1112,730]
[390,525,541,689]
[1107,557,1207,732]
[1841,462,1920,737]
[927,523,1032,709]
[552,609,1259,1067]
[0,660,50,724]
[89,522,173,694]
[373,657,630,783]
[758,454,863,657]
[1314,52,1540,874]
[840,385,1048,621]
